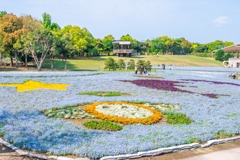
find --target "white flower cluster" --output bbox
[96,104,153,118]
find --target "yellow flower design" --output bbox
[0,80,70,92]
[85,102,162,125]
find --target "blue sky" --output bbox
[1,0,240,44]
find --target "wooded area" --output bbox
[0,11,234,70]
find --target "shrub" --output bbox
[104,58,118,71]
[215,50,224,61]
[214,130,234,139]
[127,59,135,70]
[163,111,192,124]
[83,120,123,131]
[188,137,200,143]
[223,53,233,61]
[117,59,126,70]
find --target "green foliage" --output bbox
[163,112,192,124]
[0,11,7,18]
[0,123,4,137]
[24,29,55,70]
[144,60,152,71]
[104,57,118,70]
[214,130,234,139]
[207,40,233,52]
[188,138,200,143]
[120,34,137,42]
[117,59,126,70]
[127,59,135,70]
[80,91,129,97]
[42,12,60,31]
[83,120,123,131]
[136,60,151,70]
[223,53,233,61]
[103,35,114,55]
[215,50,224,61]
[43,106,94,119]
[137,60,145,66]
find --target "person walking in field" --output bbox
[135,65,138,74]
[140,66,143,75]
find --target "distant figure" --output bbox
[157,53,159,57]
[168,64,174,70]
[140,66,143,75]
[162,64,165,70]
[143,67,147,74]
[135,65,138,74]
[232,74,236,79]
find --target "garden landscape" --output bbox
[1,0,240,160]
[0,67,240,159]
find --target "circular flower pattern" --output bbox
[85,102,162,124]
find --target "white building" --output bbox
[228,58,240,68]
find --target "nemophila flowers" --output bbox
[0,68,239,158]
[85,102,162,124]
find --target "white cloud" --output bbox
[213,16,231,26]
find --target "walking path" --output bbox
[0,140,240,160]
[137,140,240,160]
[181,147,240,160]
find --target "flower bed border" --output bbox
[1,136,240,160]
[85,102,162,125]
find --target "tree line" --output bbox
[0,11,234,70]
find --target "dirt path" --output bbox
[136,140,240,160]
[0,140,240,160]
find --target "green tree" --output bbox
[215,50,224,61]
[59,25,94,57]
[103,35,114,55]
[117,59,126,70]
[0,14,26,66]
[42,12,60,31]
[137,60,145,67]
[0,11,7,18]
[223,53,233,61]
[144,60,152,71]
[24,29,55,71]
[13,15,43,68]
[207,40,233,52]
[104,57,118,71]
[127,59,135,70]
[120,34,137,42]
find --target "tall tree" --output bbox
[24,29,54,71]
[42,12,60,31]
[120,34,137,42]
[103,35,114,55]
[0,11,7,18]
[13,15,43,68]
[0,14,26,66]
[59,25,94,57]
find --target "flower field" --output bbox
[0,67,240,159]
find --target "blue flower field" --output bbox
[0,67,239,158]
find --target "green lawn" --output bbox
[43,55,222,71]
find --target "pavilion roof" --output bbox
[112,40,131,45]
[213,44,240,53]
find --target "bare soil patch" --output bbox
[135,140,240,160]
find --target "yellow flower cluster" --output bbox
[0,80,70,92]
[85,102,162,125]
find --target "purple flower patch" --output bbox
[122,79,228,99]
[181,79,240,87]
